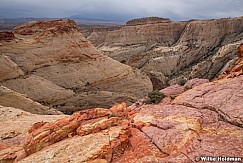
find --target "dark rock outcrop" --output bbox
[0,31,16,41]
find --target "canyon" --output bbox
[0,52,242,162]
[0,19,152,113]
[82,16,243,89]
[0,18,242,162]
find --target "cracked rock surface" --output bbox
[1,74,242,162]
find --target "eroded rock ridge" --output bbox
[83,16,243,89]
[0,19,152,113]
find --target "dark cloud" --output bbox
[0,0,242,21]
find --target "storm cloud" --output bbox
[0,0,243,21]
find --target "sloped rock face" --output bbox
[217,43,243,79]
[0,86,62,115]
[0,53,24,82]
[174,76,243,127]
[0,20,152,112]
[1,75,75,104]
[1,73,242,162]
[184,78,209,88]
[83,16,243,89]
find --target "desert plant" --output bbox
[144,90,164,104]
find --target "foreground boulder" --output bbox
[0,106,66,161]
[1,73,242,162]
[0,20,152,112]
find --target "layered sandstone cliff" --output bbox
[0,18,242,163]
[0,20,152,113]
[83,16,243,89]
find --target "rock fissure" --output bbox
[1,19,243,162]
[140,129,170,156]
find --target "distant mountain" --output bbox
[0,18,55,31]
[69,15,124,25]
[0,17,124,31]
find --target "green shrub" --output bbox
[143,99,153,104]
[144,90,164,104]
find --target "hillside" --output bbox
[82,16,243,89]
[0,19,152,113]
[0,18,242,163]
[0,45,242,162]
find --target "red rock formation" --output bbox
[109,102,135,119]
[24,108,113,156]
[76,117,119,136]
[1,72,243,162]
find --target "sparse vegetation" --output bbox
[144,90,164,104]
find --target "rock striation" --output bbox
[1,65,242,162]
[0,52,24,82]
[0,85,62,115]
[82,16,243,89]
[217,43,243,79]
[0,106,66,162]
[0,31,16,41]
[0,19,152,112]
[0,18,242,163]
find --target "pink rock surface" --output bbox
[184,78,209,88]
[160,84,185,97]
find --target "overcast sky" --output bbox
[0,0,243,21]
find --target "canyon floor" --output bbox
[0,17,243,162]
